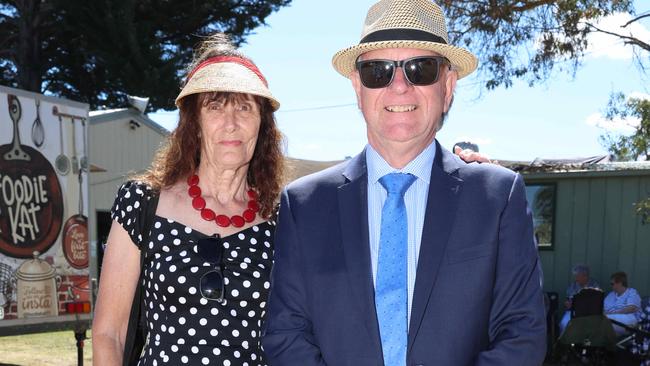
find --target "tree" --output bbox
[0,0,291,110]
[600,93,650,223]
[600,93,650,161]
[438,0,645,89]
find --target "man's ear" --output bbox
[443,69,457,113]
[350,71,363,108]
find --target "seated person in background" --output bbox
[559,264,600,333]
[605,271,642,335]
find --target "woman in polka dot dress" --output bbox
[92,33,284,366]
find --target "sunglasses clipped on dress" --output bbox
[197,236,226,302]
[355,56,451,89]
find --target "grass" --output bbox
[0,330,93,366]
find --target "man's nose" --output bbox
[389,67,411,93]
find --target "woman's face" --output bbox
[611,280,625,295]
[198,93,261,170]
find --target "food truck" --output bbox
[0,85,92,340]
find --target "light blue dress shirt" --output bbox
[366,142,435,323]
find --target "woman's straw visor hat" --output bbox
[332,0,478,80]
[175,56,280,111]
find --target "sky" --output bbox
[149,1,649,162]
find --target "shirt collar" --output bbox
[366,141,436,186]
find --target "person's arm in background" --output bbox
[607,305,640,314]
[564,284,576,309]
[605,289,641,314]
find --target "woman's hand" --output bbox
[564,299,572,310]
[454,145,493,164]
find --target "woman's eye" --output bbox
[239,104,252,112]
[208,102,223,111]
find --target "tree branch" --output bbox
[623,12,650,28]
[585,22,650,52]
[511,0,555,12]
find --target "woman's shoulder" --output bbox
[111,180,159,246]
[116,180,155,199]
[626,287,641,298]
[112,180,156,215]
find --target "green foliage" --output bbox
[635,198,650,224]
[0,0,291,110]
[438,0,640,89]
[600,92,650,161]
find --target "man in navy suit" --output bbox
[262,0,547,365]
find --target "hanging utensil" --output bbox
[31,99,45,147]
[3,95,30,161]
[54,114,70,175]
[62,169,89,269]
[79,118,89,172]
[71,118,79,174]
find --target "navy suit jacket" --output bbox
[263,142,546,366]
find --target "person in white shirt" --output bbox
[604,271,642,335]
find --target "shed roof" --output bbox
[285,155,650,182]
[89,108,169,136]
[499,155,650,179]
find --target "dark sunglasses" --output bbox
[355,56,450,89]
[197,236,225,302]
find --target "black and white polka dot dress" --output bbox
[111,181,274,366]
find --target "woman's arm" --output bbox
[92,221,142,366]
[609,305,640,314]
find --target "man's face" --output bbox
[575,272,588,287]
[350,48,457,166]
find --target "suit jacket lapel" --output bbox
[408,142,464,350]
[337,151,382,353]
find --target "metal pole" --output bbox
[75,329,87,366]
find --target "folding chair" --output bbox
[610,296,650,365]
[572,288,604,318]
[546,291,560,360]
[554,288,618,365]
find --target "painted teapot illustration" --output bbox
[13,251,61,318]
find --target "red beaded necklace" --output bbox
[187,174,259,228]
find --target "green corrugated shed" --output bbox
[515,161,650,302]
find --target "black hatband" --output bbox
[360,28,447,44]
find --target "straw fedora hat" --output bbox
[332,0,478,80]
[175,58,280,111]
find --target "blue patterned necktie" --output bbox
[376,173,416,366]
